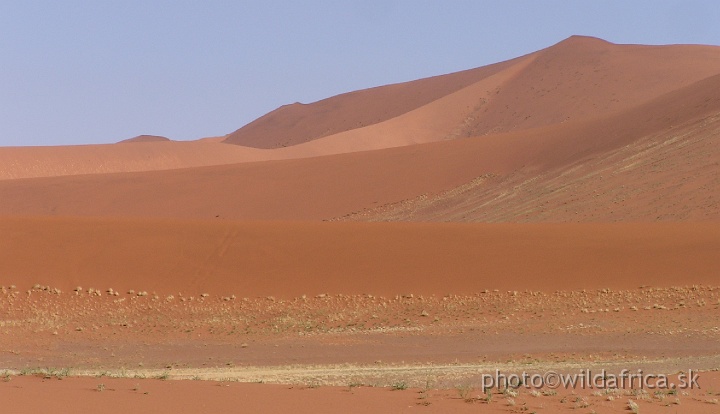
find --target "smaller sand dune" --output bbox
[118,135,171,143]
[0,140,269,180]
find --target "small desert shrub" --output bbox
[455,384,473,400]
[574,397,589,408]
[391,380,408,391]
[305,379,321,389]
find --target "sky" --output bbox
[1,1,719,147]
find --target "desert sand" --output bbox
[0,219,718,297]
[2,36,720,413]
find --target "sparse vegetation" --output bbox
[455,383,473,401]
[391,380,408,391]
[0,280,718,413]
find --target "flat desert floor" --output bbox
[2,280,720,413]
[2,221,719,413]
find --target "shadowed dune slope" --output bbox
[0,218,717,298]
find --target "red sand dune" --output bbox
[3,36,719,185]
[1,67,719,221]
[458,36,720,136]
[226,36,720,148]
[118,134,171,143]
[263,54,537,158]
[0,140,269,180]
[0,218,717,298]
[345,74,720,222]
[222,56,527,149]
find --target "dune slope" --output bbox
[1,68,719,221]
[0,140,270,180]
[459,36,720,136]
[0,218,717,298]
[222,56,527,149]
[3,36,720,187]
[343,73,720,222]
[226,36,720,149]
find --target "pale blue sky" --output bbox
[1,1,719,146]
